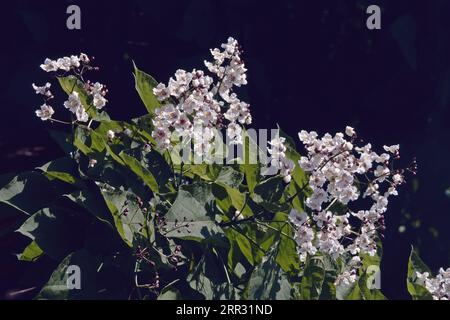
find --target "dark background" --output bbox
[1,0,450,300]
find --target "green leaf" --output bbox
[119,151,159,193]
[133,62,161,115]
[300,256,326,300]
[64,189,115,228]
[17,207,87,260]
[98,186,147,247]
[240,164,259,193]
[36,250,129,299]
[157,288,181,300]
[0,172,56,215]
[38,157,85,187]
[225,228,260,267]
[252,176,288,212]
[215,166,244,188]
[18,241,43,262]
[164,190,222,242]
[246,249,292,299]
[181,182,215,207]
[58,76,110,122]
[407,246,433,300]
[188,250,237,299]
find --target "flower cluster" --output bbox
[151,37,251,157]
[268,136,295,183]
[34,54,108,123]
[416,268,450,300]
[289,126,413,285]
[40,53,90,72]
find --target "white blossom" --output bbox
[292,126,407,268]
[335,270,357,287]
[35,104,54,121]
[63,92,88,122]
[345,126,356,137]
[40,58,59,72]
[88,159,98,168]
[107,130,115,140]
[416,268,450,300]
[32,83,52,97]
[383,144,400,154]
[150,37,251,157]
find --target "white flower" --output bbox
[383,144,400,154]
[32,82,52,97]
[70,55,80,68]
[335,270,357,287]
[63,92,82,113]
[150,38,252,156]
[63,91,89,122]
[174,113,193,137]
[289,209,309,226]
[417,268,450,300]
[345,126,356,137]
[152,127,171,150]
[79,53,90,64]
[374,165,390,181]
[57,57,72,71]
[35,104,54,121]
[40,58,59,72]
[393,173,404,185]
[106,130,115,140]
[75,106,89,122]
[93,93,107,109]
[88,159,98,168]
[153,83,170,101]
[234,210,244,221]
[294,126,406,266]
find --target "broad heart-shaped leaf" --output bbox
[240,163,259,193]
[407,246,433,300]
[119,150,159,193]
[133,62,161,115]
[36,250,132,299]
[0,172,56,215]
[17,207,88,260]
[188,250,238,300]
[18,241,43,262]
[98,185,147,247]
[245,249,292,300]
[299,256,326,300]
[357,249,386,300]
[181,182,215,207]
[58,76,110,122]
[214,166,244,189]
[38,157,85,188]
[252,176,289,212]
[225,227,263,268]
[157,288,182,300]
[164,190,223,242]
[64,188,115,228]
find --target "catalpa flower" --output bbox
[63,92,88,122]
[291,126,412,283]
[40,53,87,73]
[32,83,52,98]
[35,104,54,121]
[151,37,251,159]
[416,268,450,300]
